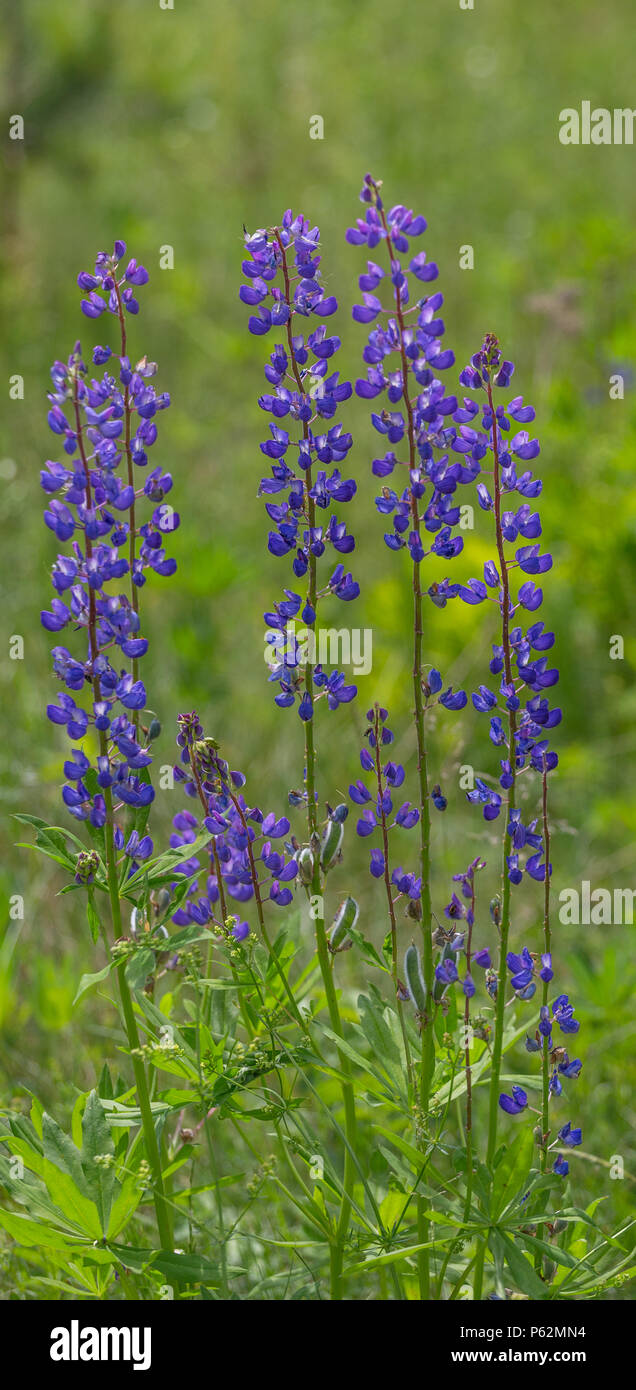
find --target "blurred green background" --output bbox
[1,0,635,1262]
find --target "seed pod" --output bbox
[404,943,427,1013]
[490,893,502,927]
[297,846,315,885]
[329,895,359,952]
[321,818,344,871]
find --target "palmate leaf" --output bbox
[14,814,107,885]
[0,1146,85,1233]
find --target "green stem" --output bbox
[275,227,356,1299]
[112,279,141,733]
[533,760,552,1276]
[372,704,413,1092]
[72,361,172,1252]
[104,796,173,1251]
[473,371,517,1301]
[539,760,552,1171]
[376,195,433,1300]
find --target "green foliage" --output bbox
[1,0,634,1303]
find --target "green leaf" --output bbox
[0,1208,87,1251]
[151,1252,226,1285]
[349,927,389,972]
[123,832,213,894]
[125,947,155,993]
[42,1112,90,1199]
[106,1172,142,1239]
[491,1126,535,1218]
[81,1090,115,1233]
[41,1160,102,1239]
[345,1237,443,1276]
[73,962,114,1006]
[519,1233,583,1271]
[98,1064,114,1100]
[167,924,215,951]
[86,892,102,945]
[492,1229,547,1298]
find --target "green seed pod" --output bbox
[404,943,427,1013]
[329,896,359,952]
[297,846,315,885]
[321,818,344,871]
[154,887,172,915]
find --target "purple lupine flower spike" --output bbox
[240,213,358,720]
[42,243,176,834]
[170,712,299,928]
[347,174,474,590]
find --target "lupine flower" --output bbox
[435,857,486,999]
[499,1086,528,1115]
[348,706,421,899]
[347,175,477,577]
[553,994,580,1033]
[558,1121,582,1148]
[170,712,299,923]
[457,335,559,886]
[506,946,553,995]
[42,243,176,829]
[241,213,358,718]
